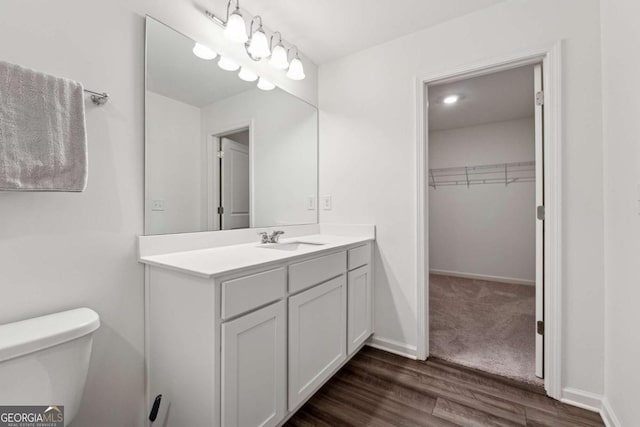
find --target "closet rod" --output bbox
[84,89,109,106]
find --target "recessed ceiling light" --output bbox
[443,95,460,104]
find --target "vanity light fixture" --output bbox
[257,77,275,91]
[205,4,308,83]
[192,43,217,60]
[224,0,248,44]
[269,32,289,70]
[218,56,240,71]
[286,47,305,81]
[246,16,271,60]
[443,95,460,104]
[238,67,258,82]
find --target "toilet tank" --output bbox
[0,308,100,426]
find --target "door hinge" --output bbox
[217,206,224,214]
[217,150,224,159]
[537,320,545,335]
[535,91,544,106]
[537,205,545,221]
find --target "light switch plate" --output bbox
[151,199,165,211]
[306,196,316,210]
[321,195,332,210]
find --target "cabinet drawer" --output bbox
[289,251,346,294]
[222,268,286,319]
[348,244,370,270]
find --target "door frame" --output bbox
[415,42,563,399]
[206,120,254,230]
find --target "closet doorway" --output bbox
[416,45,562,398]
[427,64,543,386]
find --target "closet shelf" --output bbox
[429,161,535,188]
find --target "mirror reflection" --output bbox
[145,17,318,235]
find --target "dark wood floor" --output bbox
[285,346,604,427]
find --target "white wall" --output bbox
[319,0,605,396]
[429,118,535,283]
[600,0,640,424]
[201,88,317,228]
[0,1,317,426]
[146,91,202,235]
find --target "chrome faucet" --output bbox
[258,230,285,244]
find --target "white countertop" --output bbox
[139,234,373,279]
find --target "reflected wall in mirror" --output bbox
[145,17,318,235]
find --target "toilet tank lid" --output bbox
[0,308,100,363]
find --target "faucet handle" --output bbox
[270,230,285,243]
[257,231,269,244]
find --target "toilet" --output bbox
[0,308,100,426]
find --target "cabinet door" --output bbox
[222,300,286,427]
[348,264,373,354]
[288,275,347,410]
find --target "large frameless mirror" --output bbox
[144,17,318,235]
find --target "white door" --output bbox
[288,275,347,410]
[221,137,250,230]
[221,301,286,427]
[534,63,545,379]
[347,264,372,355]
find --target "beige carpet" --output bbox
[429,274,543,387]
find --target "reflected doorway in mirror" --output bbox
[209,126,251,230]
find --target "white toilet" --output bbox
[0,308,100,426]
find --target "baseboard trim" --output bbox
[367,336,417,360]
[600,397,622,427]
[429,269,535,286]
[560,387,603,413]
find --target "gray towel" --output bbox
[0,60,87,191]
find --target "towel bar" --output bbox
[83,89,108,106]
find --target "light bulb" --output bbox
[269,44,289,70]
[443,95,459,104]
[257,77,275,91]
[192,43,217,60]
[224,11,248,44]
[286,56,305,80]
[218,56,240,72]
[238,67,258,82]
[247,29,270,59]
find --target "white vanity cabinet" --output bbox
[145,240,373,427]
[347,264,372,354]
[346,244,374,355]
[288,275,347,409]
[222,300,286,427]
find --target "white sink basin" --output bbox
[259,242,326,251]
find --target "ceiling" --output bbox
[146,17,257,107]
[209,0,509,65]
[428,65,535,131]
